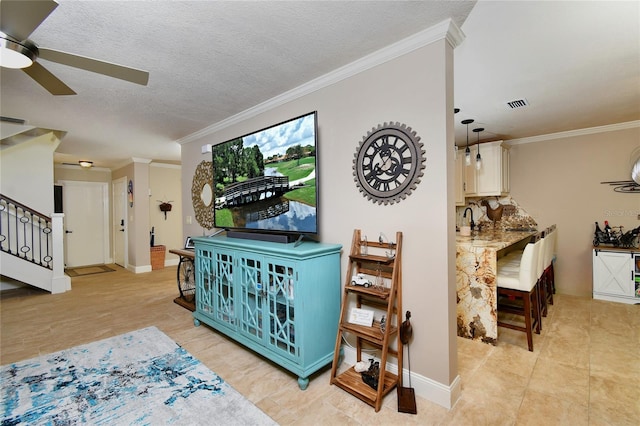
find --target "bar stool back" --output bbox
[496,233,543,351]
[543,225,557,305]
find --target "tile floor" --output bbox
[1,266,638,425]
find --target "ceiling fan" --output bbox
[0,0,149,95]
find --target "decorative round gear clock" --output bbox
[353,122,426,205]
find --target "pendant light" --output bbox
[461,119,474,166]
[473,127,484,170]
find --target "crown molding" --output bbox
[176,19,464,146]
[110,157,152,171]
[150,162,181,169]
[506,120,640,146]
[131,157,152,164]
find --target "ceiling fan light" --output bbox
[0,36,36,69]
[79,160,93,168]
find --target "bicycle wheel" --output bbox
[177,257,195,303]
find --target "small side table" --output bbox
[169,248,195,311]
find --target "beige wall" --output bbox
[54,165,112,184]
[51,160,183,271]
[112,162,145,269]
[181,38,459,390]
[509,125,640,297]
[149,163,183,263]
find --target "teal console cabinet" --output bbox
[192,235,342,389]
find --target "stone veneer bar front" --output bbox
[456,229,536,344]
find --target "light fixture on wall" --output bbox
[461,119,474,166]
[78,160,93,168]
[473,127,484,170]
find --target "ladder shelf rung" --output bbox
[345,284,391,299]
[349,253,395,265]
[340,322,398,343]
[331,367,398,407]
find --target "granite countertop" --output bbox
[456,228,537,250]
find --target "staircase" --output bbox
[0,194,70,293]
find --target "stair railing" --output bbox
[0,194,53,270]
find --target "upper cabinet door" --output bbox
[455,150,465,205]
[458,142,510,199]
[475,142,504,196]
[501,146,510,194]
[463,151,478,196]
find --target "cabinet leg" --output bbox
[194,318,201,327]
[297,376,309,390]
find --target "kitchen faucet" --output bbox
[463,207,475,231]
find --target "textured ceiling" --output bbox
[1,0,638,170]
[0,0,474,168]
[454,0,640,143]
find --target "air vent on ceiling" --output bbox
[506,98,529,109]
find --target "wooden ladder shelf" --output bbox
[330,229,403,412]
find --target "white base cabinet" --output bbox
[592,249,640,304]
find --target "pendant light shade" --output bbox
[462,119,474,166]
[473,127,484,170]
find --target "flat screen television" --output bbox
[212,111,319,239]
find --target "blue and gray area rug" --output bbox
[1,326,277,425]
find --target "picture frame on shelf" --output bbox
[184,237,194,249]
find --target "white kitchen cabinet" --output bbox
[592,249,640,304]
[461,141,510,197]
[455,149,465,206]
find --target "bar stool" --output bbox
[500,230,549,318]
[496,233,542,352]
[542,225,557,305]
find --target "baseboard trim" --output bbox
[341,346,461,409]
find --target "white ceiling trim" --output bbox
[131,157,152,164]
[150,162,180,169]
[111,156,153,171]
[505,121,640,146]
[176,19,464,146]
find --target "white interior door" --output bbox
[113,178,127,267]
[61,180,109,268]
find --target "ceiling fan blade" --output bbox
[39,48,150,86]
[22,61,76,95]
[0,0,58,41]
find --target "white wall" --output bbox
[180,32,460,402]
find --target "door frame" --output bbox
[58,180,110,267]
[112,177,128,269]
